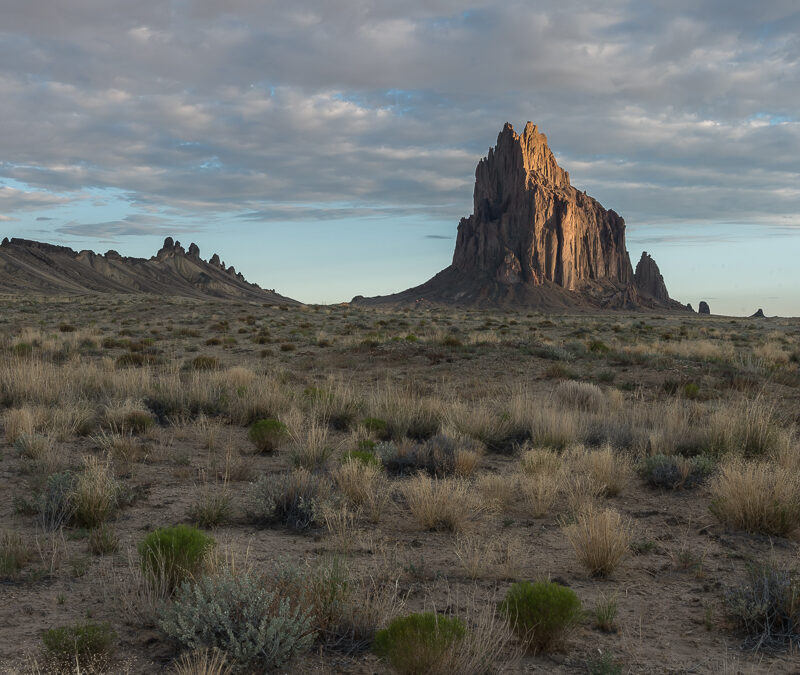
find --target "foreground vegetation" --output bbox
[0,294,798,673]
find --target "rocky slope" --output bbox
[0,237,298,303]
[354,122,684,310]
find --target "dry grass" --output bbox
[562,473,604,516]
[3,406,36,443]
[171,648,233,675]
[554,380,606,413]
[72,455,119,528]
[563,506,632,577]
[519,447,562,476]
[289,417,333,469]
[520,471,562,517]
[569,444,633,497]
[709,458,800,536]
[402,473,479,532]
[477,472,516,513]
[529,406,581,450]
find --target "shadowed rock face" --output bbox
[453,122,633,291]
[699,301,711,314]
[634,251,670,302]
[0,236,298,303]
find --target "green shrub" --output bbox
[362,417,389,440]
[373,612,465,674]
[247,418,288,453]
[683,382,700,400]
[341,449,382,468]
[138,525,215,594]
[588,340,610,354]
[42,621,116,667]
[639,454,714,490]
[725,562,800,652]
[158,570,315,670]
[498,581,581,652]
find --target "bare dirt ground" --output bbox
[0,295,798,673]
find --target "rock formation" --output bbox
[698,301,710,315]
[0,237,298,303]
[452,122,633,292]
[353,121,683,310]
[634,252,670,303]
[750,308,766,318]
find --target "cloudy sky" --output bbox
[1,1,799,314]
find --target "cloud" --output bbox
[54,214,195,240]
[0,0,797,233]
[424,234,453,239]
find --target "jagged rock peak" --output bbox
[634,251,670,302]
[188,242,200,258]
[1,237,9,247]
[699,301,710,315]
[453,121,633,292]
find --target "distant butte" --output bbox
[0,236,297,303]
[353,121,686,310]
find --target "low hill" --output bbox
[0,236,298,304]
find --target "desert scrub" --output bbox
[498,580,581,652]
[554,380,607,413]
[41,620,116,670]
[0,530,32,576]
[71,455,119,528]
[380,434,483,478]
[519,447,562,477]
[158,569,315,671]
[88,524,119,555]
[563,506,632,577]
[373,612,465,674]
[341,447,382,468]
[709,459,800,536]
[247,418,288,453]
[401,473,478,532]
[172,648,233,675]
[138,525,215,594]
[332,458,387,509]
[247,469,331,531]
[190,355,220,371]
[38,471,77,531]
[725,561,800,652]
[639,453,714,489]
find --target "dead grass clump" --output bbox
[562,473,604,516]
[4,406,36,443]
[289,418,333,469]
[519,447,562,476]
[16,433,65,475]
[563,506,632,577]
[332,458,388,519]
[477,473,516,513]
[705,397,791,458]
[520,472,562,517]
[94,430,147,468]
[171,648,233,675]
[1,530,32,577]
[569,444,633,497]
[72,455,119,528]
[554,380,606,413]
[529,406,581,450]
[402,473,478,532]
[709,459,800,536]
[368,386,441,440]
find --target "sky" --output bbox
[1,1,799,315]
